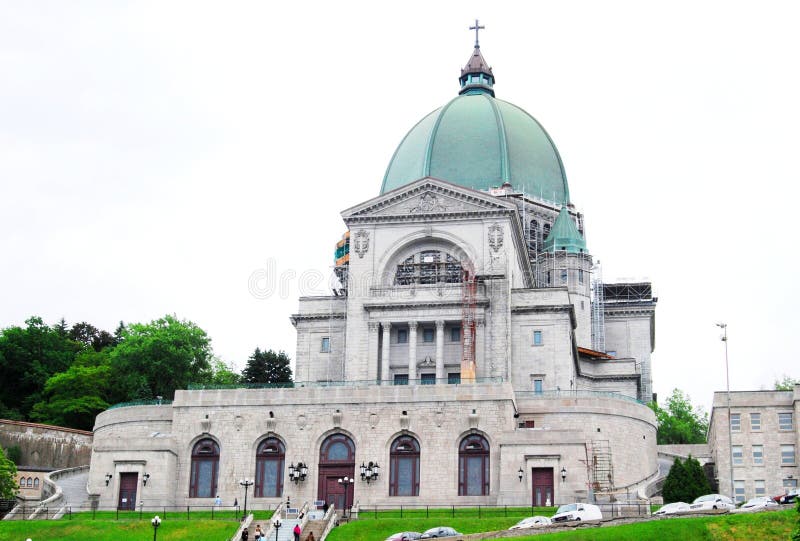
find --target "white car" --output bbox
[551,503,602,522]
[653,502,689,516]
[508,515,552,530]
[689,494,735,511]
[733,496,779,512]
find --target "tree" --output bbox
[242,348,292,384]
[30,349,112,431]
[662,455,711,503]
[0,317,82,420]
[68,322,118,352]
[775,375,799,391]
[208,358,242,386]
[0,446,18,499]
[109,315,213,401]
[648,389,708,444]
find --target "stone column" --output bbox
[367,322,380,381]
[381,322,391,383]
[408,321,418,383]
[435,320,445,383]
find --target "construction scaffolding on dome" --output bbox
[333,231,350,294]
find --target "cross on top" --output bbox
[470,19,485,48]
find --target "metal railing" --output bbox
[187,377,504,391]
[515,389,644,405]
[5,503,277,521]
[107,399,173,410]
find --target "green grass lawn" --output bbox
[326,508,797,541]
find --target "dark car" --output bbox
[778,488,799,505]
[419,526,462,538]
[385,532,422,541]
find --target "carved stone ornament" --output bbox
[408,192,447,214]
[234,415,243,432]
[488,223,504,253]
[369,413,378,429]
[265,416,277,432]
[353,230,370,258]
[200,416,211,434]
[435,410,444,428]
[297,414,307,431]
[468,410,479,429]
[332,409,343,427]
[400,413,410,430]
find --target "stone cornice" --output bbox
[363,299,489,312]
[345,208,514,225]
[290,313,346,325]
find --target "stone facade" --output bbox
[0,419,92,469]
[708,386,800,502]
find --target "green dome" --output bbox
[380,93,570,203]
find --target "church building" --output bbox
[89,29,659,512]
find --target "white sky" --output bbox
[1,1,798,413]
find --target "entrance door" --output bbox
[324,476,348,511]
[317,434,355,514]
[531,468,554,507]
[117,472,138,510]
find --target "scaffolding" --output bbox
[588,440,614,492]
[591,262,606,353]
[461,267,477,382]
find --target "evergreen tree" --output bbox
[242,348,292,384]
[684,455,712,501]
[662,457,688,503]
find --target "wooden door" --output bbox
[531,468,554,507]
[117,472,138,510]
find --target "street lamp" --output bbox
[338,476,352,518]
[273,517,282,541]
[239,478,254,517]
[359,461,380,483]
[717,322,734,499]
[142,473,150,486]
[151,515,161,541]
[105,473,113,486]
[288,462,309,483]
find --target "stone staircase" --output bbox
[58,469,90,510]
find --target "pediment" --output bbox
[343,178,516,222]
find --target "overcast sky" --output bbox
[1,1,798,413]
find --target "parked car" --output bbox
[653,502,689,516]
[733,496,779,513]
[419,526,462,539]
[688,494,735,511]
[385,532,422,541]
[551,503,602,522]
[508,515,552,530]
[777,488,800,505]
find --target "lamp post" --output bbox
[338,476,352,518]
[151,515,161,541]
[717,322,734,499]
[273,517,282,541]
[239,478,254,518]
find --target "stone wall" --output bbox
[0,419,92,469]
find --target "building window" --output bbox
[448,373,461,384]
[189,438,220,498]
[255,437,285,498]
[394,374,409,386]
[321,337,330,353]
[732,445,743,466]
[546,271,551,285]
[421,373,436,385]
[451,327,461,342]
[26,477,32,487]
[730,413,741,432]
[784,478,799,490]
[33,478,39,488]
[533,379,543,394]
[560,269,568,283]
[752,445,763,465]
[423,328,434,342]
[733,480,745,503]
[533,330,543,346]
[755,480,766,497]
[606,350,617,357]
[19,476,24,488]
[781,445,796,465]
[578,269,584,284]
[395,250,463,285]
[458,434,490,496]
[389,435,420,497]
[397,329,408,344]
[779,412,793,431]
[750,412,761,431]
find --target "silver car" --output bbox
[419,526,462,538]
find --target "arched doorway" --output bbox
[318,434,355,512]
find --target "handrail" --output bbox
[107,399,173,410]
[516,390,644,405]
[187,377,503,391]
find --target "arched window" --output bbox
[320,433,355,463]
[458,434,489,496]
[389,435,420,496]
[33,477,39,488]
[26,477,33,487]
[395,250,463,285]
[19,476,24,487]
[189,438,220,498]
[543,223,551,241]
[255,437,285,498]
